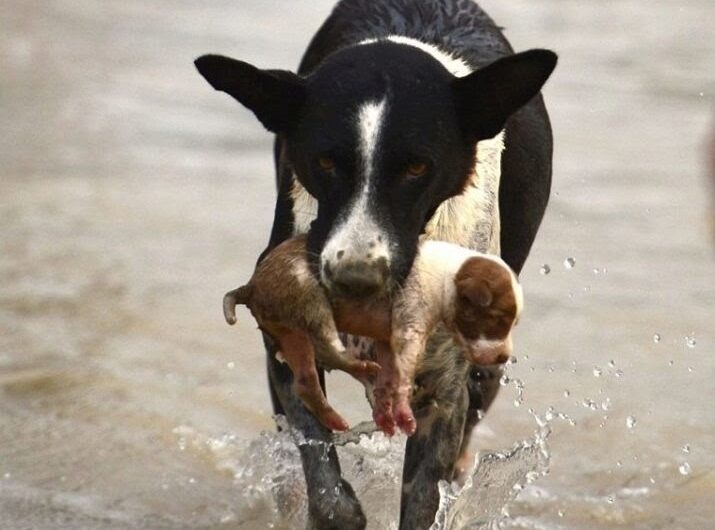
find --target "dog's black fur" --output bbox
[196,1,555,528]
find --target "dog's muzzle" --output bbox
[323,256,389,299]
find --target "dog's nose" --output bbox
[328,257,389,299]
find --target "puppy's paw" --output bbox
[393,400,417,436]
[319,407,350,432]
[347,360,381,378]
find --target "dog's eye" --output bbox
[317,156,336,171]
[406,161,428,178]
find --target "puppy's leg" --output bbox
[390,330,425,436]
[372,341,398,436]
[278,329,349,432]
[311,324,381,379]
[399,327,470,530]
[265,334,366,530]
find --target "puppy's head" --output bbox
[195,43,556,300]
[453,256,522,364]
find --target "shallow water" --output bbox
[1,0,713,529]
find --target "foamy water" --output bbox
[1,0,713,528]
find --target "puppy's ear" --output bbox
[456,277,493,308]
[194,54,305,133]
[453,49,557,141]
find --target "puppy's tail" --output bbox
[223,284,253,326]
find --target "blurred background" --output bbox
[1,1,713,529]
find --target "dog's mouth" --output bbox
[323,255,396,298]
[321,255,391,300]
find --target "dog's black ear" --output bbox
[453,49,557,141]
[194,54,305,133]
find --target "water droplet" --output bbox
[601,399,611,411]
[188,477,196,484]
[685,336,696,348]
[653,333,661,343]
[614,369,624,378]
[678,462,691,475]
[606,496,615,504]
[564,257,576,269]
[558,509,565,517]
[699,91,705,97]
[582,399,598,411]
[227,361,236,369]
[607,360,616,368]
[593,366,602,377]
[539,264,551,275]
[682,444,691,454]
[593,267,600,275]
[563,389,571,398]
[626,416,637,430]
[616,460,622,467]
[499,375,511,386]
[668,360,674,367]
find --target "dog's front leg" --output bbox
[265,338,367,530]
[398,330,470,530]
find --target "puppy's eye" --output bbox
[406,161,428,177]
[318,156,336,171]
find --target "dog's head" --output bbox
[195,40,555,300]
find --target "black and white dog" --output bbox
[196,1,556,528]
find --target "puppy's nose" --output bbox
[329,258,388,299]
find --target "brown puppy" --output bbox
[223,237,523,435]
[223,235,381,432]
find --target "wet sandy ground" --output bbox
[1,1,714,528]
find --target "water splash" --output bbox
[429,413,556,530]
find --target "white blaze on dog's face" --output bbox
[318,98,392,293]
[193,43,557,298]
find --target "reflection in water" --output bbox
[1,0,714,528]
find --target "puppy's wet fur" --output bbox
[223,235,381,432]
[224,237,522,436]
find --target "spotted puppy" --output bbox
[223,235,522,436]
[374,239,523,435]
